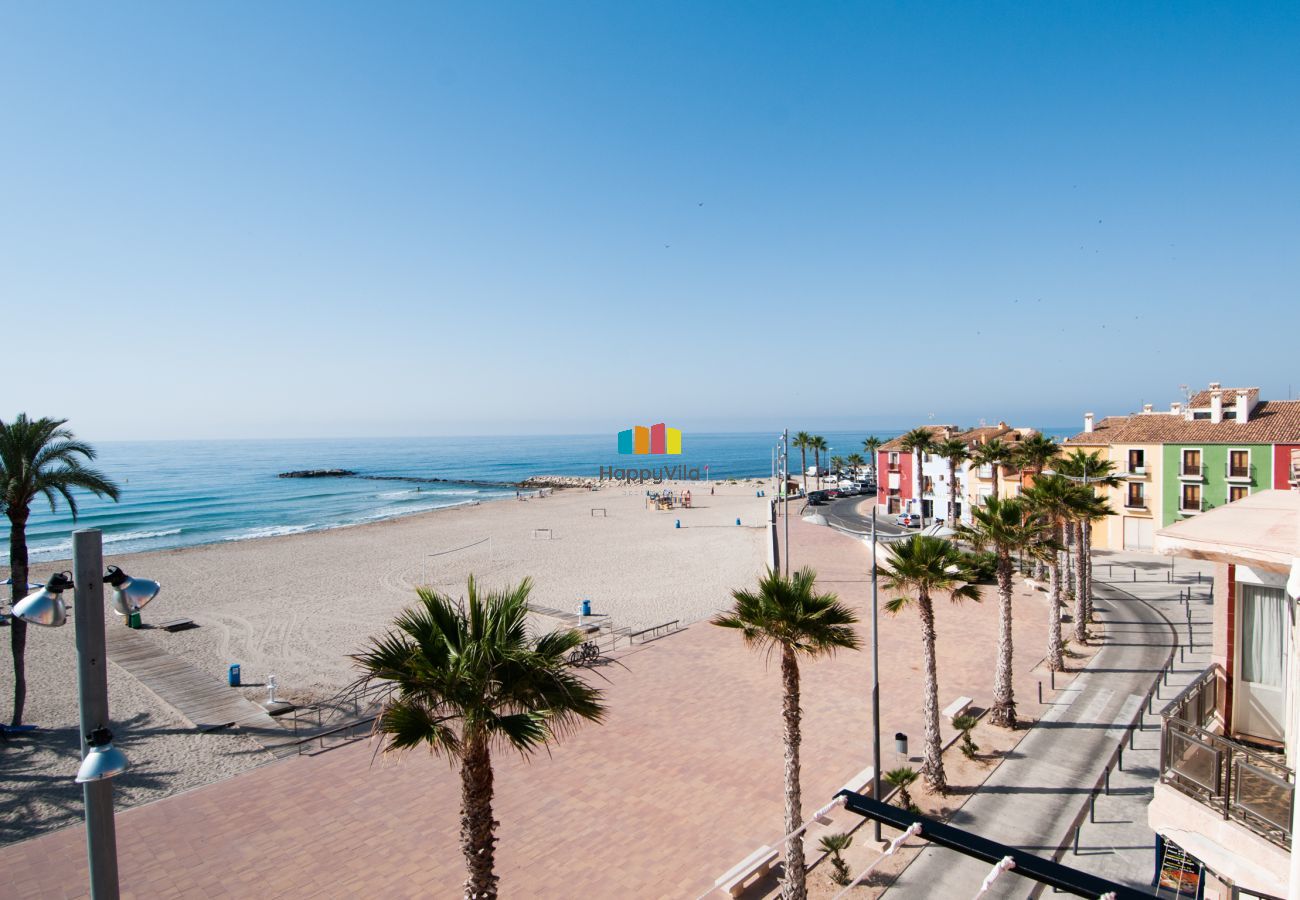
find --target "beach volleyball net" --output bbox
[420,536,499,588]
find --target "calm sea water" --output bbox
[12,428,1074,563]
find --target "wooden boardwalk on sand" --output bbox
[106,627,297,756]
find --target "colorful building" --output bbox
[1063,383,1300,551]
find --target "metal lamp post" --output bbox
[13,529,160,899]
[870,505,882,842]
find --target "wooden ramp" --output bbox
[106,627,296,755]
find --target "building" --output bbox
[1150,490,1300,899]
[876,422,1038,522]
[1063,383,1300,551]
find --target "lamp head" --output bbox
[75,728,128,783]
[13,573,72,627]
[105,566,160,616]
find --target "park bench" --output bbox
[714,845,779,897]
[839,764,875,797]
[943,696,973,722]
[156,618,197,632]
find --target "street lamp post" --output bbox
[782,429,790,576]
[72,530,120,899]
[870,506,882,842]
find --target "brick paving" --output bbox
[1,511,1056,898]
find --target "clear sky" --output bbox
[3,2,1297,440]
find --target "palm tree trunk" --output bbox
[779,647,806,900]
[918,593,946,792]
[8,507,30,727]
[947,459,957,526]
[915,451,924,527]
[1082,522,1094,624]
[800,448,808,496]
[990,551,1017,728]
[990,463,999,501]
[1072,523,1088,643]
[1047,550,1064,672]
[460,737,499,900]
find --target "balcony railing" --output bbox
[1226,463,1254,481]
[1160,665,1295,849]
[1124,497,1146,509]
[1290,464,1300,484]
[1181,464,1202,478]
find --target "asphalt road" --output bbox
[807,491,912,537]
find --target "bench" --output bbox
[156,618,197,633]
[839,764,875,798]
[943,696,973,722]
[714,845,779,897]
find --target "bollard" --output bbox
[1133,568,1137,582]
[1073,826,1080,855]
[1050,668,1056,691]
[1104,768,1110,795]
[1089,795,1096,823]
[1038,682,1043,704]
[1118,746,1124,771]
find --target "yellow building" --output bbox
[1065,412,1165,551]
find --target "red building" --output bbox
[1272,444,1300,490]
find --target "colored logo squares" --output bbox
[617,424,682,455]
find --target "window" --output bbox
[1127,448,1145,472]
[1229,484,1249,503]
[1180,483,1201,512]
[1181,449,1202,477]
[922,476,934,494]
[1126,482,1145,508]
[1228,449,1250,479]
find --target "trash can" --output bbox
[228,664,241,687]
[580,599,592,617]
[127,611,142,629]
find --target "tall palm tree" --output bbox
[793,432,813,495]
[861,436,883,470]
[1055,450,1120,632]
[957,497,1047,728]
[880,536,979,792]
[1015,433,1059,482]
[898,428,935,527]
[846,452,865,478]
[811,435,828,488]
[969,438,1011,502]
[353,577,605,899]
[1021,476,1082,671]
[713,568,860,900]
[933,438,970,526]
[2,415,120,727]
[829,455,845,478]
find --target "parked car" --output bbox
[807,490,829,505]
[896,512,921,528]
[825,488,842,499]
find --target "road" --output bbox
[805,491,912,538]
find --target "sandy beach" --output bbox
[2,479,768,843]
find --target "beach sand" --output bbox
[1,479,767,843]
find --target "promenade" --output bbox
[883,550,1214,898]
[0,508,1053,898]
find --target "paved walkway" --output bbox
[0,511,1059,899]
[883,551,1215,898]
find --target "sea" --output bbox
[11,429,1074,564]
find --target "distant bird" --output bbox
[698,202,703,207]
[664,244,670,248]
[1098,219,1102,223]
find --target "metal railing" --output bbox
[1181,464,1202,477]
[1290,464,1300,484]
[1124,497,1146,509]
[1159,664,1295,849]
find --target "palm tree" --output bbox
[861,436,883,473]
[793,432,813,495]
[846,451,865,473]
[819,832,854,886]
[1055,450,1120,633]
[958,497,1047,728]
[883,766,920,812]
[1015,433,1059,482]
[969,438,1011,502]
[880,536,979,792]
[1021,476,1082,671]
[933,438,970,527]
[2,415,120,727]
[811,435,828,488]
[713,568,860,900]
[829,455,845,478]
[352,576,605,899]
[898,428,936,527]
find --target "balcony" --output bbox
[1123,465,1148,479]
[1124,497,1147,510]
[1226,463,1255,482]
[1180,464,1203,481]
[1291,464,1300,486]
[1160,665,1295,850]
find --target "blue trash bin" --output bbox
[581,599,592,617]
[228,664,241,687]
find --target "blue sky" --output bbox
[3,2,1297,440]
